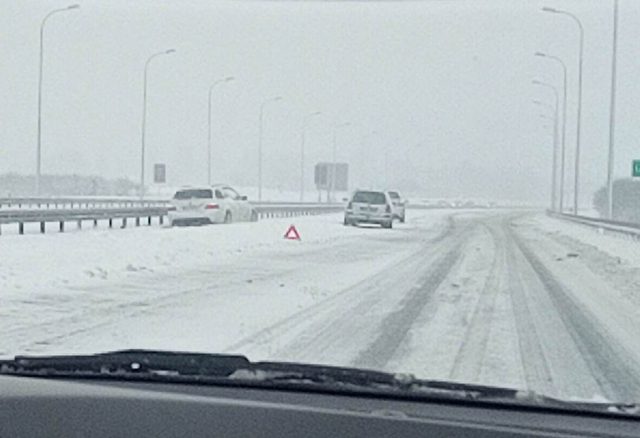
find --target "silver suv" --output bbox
[344,190,394,228]
[386,191,406,223]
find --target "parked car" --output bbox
[386,191,406,223]
[344,190,394,228]
[168,185,258,226]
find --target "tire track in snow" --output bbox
[504,225,556,396]
[3,265,289,354]
[509,223,640,402]
[448,220,504,382]
[225,215,466,363]
[349,224,473,370]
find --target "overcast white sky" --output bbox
[1,0,638,204]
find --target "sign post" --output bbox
[633,160,640,177]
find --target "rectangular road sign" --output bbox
[633,160,640,177]
[314,163,329,188]
[154,164,166,183]
[315,162,349,191]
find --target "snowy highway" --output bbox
[3,209,640,403]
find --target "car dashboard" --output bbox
[1,375,638,437]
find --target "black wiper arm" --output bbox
[239,361,525,400]
[0,349,250,377]
[0,350,401,390]
[2,350,638,416]
[0,349,513,398]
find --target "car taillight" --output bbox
[386,204,391,213]
[205,203,219,209]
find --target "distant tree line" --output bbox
[0,173,138,197]
[593,178,640,222]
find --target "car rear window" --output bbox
[388,192,400,199]
[352,191,386,204]
[173,189,213,200]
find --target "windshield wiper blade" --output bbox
[0,350,516,397]
[1,349,638,416]
[0,349,250,377]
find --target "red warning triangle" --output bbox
[284,225,301,240]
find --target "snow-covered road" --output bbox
[2,210,640,403]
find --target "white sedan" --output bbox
[168,185,258,226]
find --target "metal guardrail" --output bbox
[0,197,167,209]
[0,200,345,235]
[408,205,508,210]
[254,204,344,219]
[0,207,170,235]
[547,211,640,238]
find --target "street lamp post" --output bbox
[535,52,568,212]
[607,0,620,219]
[36,4,80,195]
[533,80,560,211]
[140,49,175,199]
[207,76,235,185]
[299,111,322,201]
[258,96,283,201]
[543,6,584,214]
[329,121,351,203]
[538,114,556,197]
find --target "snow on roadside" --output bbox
[525,213,640,265]
[0,214,349,300]
[0,210,455,303]
[0,209,454,356]
[521,213,640,309]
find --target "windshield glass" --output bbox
[173,189,213,200]
[3,0,640,409]
[352,191,386,204]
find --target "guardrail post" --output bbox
[135,217,140,227]
[59,221,64,232]
[108,218,113,228]
[147,216,152,226]
[159,215,164,225]
[77,220,82,229]
[40,222,45,234]
[93,219,98,227]
[122,218,127,228]
[19,222,24,235]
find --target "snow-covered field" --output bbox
[2,209,640,404]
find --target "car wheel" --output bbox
[382,221,392,229]
[343,217,350,226]
[224,211,232,224]
[250,210,259,222]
